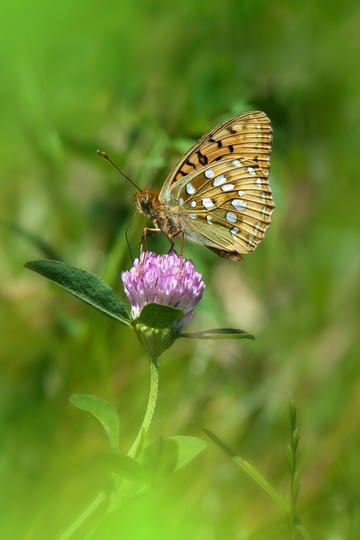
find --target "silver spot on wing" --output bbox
[204,168,215,179]
[221,183,234,192]
[226,211,237,223]
[232,199,247,211]
[202,197,215,209]
[213,174,226,187]
[186,182,195,195]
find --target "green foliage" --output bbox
[181,328,254,340]
[287,399,301,536]
[141,438,178,484]
[134,303,184,329]
[2,0,360,538]
[204,428,289,512]
[169,436,207,471]
[140,436,206,483]
[103,454,144,483]
[205,427,312,539]
[25,259,130,324]
[70,394,120,453]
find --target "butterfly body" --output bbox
[134,188,182,238]
[134,111,275,260]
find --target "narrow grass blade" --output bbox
[204,428,289,512]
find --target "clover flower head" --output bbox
[121,250,205,329]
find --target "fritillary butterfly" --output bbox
[102,111,275,261]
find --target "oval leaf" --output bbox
[180,328,254,340]
[142,438,178,483]
[70,394,120,453]
[25,259,130,325]
[169,435,207,470]
[134,303,184,329]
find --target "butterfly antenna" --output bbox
[97,149,141,190]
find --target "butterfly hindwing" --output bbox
[166,157,275,256]
[159,111,272,201]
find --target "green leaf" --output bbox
[180,328,254,340]
[204,428,289,512]
[77,453,144,493]
[25,259,130,325]
[95,454,144,483]
[133,303,184,329]
[169,435,207,470]
[70,394,120,453]
[141,437,178,483]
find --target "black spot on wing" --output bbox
[196,150,208,166]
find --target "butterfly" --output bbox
[101,111,274,261]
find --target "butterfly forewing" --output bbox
[159,111,272,201]
[167,157,275,255]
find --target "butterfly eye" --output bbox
[139,193,152,215]
[134,190,152,216]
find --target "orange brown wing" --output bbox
[159,111,272,202]
[166,157,275,257]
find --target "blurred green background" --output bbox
[1,0,360,538]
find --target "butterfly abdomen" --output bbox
[151,204,182,238]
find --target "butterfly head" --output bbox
[134,189,159,217]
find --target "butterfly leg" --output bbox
[141,227,161,253]
[167,229,185,257]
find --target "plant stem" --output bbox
[127,358,159,458]
[58,358,159,540]
[59,492,107,540]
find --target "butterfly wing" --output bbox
[159,111,272,202]
[166,158,275,259]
